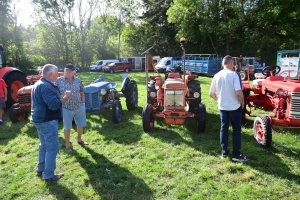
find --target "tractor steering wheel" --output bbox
[261,65,281,77]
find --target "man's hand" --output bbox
[65,90,72,99]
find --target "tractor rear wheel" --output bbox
[142,103,155,133]
[112,100,122,124]
[196,104,206,133]
[9,103,28,123]
[147,80,157,104]
[188,80,201,112]
[4,71,28,108]
[124,80,138,110]
[253,115,272,148]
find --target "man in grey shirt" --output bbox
[56,63,88,151]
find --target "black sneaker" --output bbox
[36,171,43,177]
[232,154,250,162]
[44,173,64,182]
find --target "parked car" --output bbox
[102,62,132,73]
[89,59,119,71]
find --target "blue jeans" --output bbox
[33,120,60,179]
[219,107,242,157]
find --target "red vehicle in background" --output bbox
[102,62,132,73]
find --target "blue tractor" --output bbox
[84,74,138,123]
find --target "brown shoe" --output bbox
[36,171,43,177]
[44,173,64,182]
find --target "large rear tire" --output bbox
[142,104,155,133]
[124,80,138,110]
[4,71,28,108]
[112,100,122,124]
[9,103,28,123]
[188,80,201,112]
[253,115,272,148]
[196,104,206,133]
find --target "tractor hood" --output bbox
[262,77,300,93]
[84,81,117,93]
[17,84,35,94]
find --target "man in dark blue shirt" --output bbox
[31,64,72,182]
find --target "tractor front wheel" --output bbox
[112,100,122,124]
[253,115,272,148]
[125,80,138,110]
[142,103,155,133]
[196,104,206,133]
[9,103,28,123]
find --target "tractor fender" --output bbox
[0,67,26,79]
[121,76,131,93]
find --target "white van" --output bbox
[89,59,119,71]
[154,57,182,73]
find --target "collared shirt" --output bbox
[56,76,84,110]
[209,69,242,111]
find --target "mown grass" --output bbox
[0,71,299,200]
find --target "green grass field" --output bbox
[0,71,299,199]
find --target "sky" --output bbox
[11,0,35,27]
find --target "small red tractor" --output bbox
[242,65,300,147]
[0,51,28,108]
[142,39,206,133]
[27,69,64,84]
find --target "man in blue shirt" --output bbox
[31,64,72,181]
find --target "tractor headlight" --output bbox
[100,89,107,95]
[193,92,200,98]
[276,88,284,95]
[150,92,156,98]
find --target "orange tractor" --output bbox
[142,39,206,133]
[0,49,28,108]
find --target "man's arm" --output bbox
[210,92,217,101]
[236,89,244,109]
[4,87,7,101]
[80,91,85,104]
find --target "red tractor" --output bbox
[242,65,300,147]
[142,39,206,133]
[0,49,28,108]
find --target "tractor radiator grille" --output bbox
[85,92,100,110]
[289,92,300,118]
[18,94,31,104]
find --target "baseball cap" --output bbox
[65,63,75,70]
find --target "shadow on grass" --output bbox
[73,146,154,199]
[85,108,143,145]
[45,183,80,200]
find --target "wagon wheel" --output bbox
[261,66,281,77]
[124,80,138,110]
[125,68,129,72]
[112,100,122,124]
[196,103,206,133]
[188,80,201,112]
[9,103,28,123]
[142,103,155,133]
[253,115,272,148]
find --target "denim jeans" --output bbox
[33,120,60,179]
[219,107,242,157]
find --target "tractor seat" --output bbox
[167,73,181,79]
[253,79,265,86]
[254,73,266,79]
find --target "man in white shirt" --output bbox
[209,55,249,162]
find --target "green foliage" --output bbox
[0,71,300,199]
